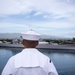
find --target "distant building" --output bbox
[0,41,2,44]
[12,38,18,44]
[50,42,58,45]
[39,41,48,44]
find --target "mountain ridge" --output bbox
[0,33,72,40]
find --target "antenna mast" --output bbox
[28,25,33,31]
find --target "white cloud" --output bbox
[0,0,33,15]
[0,21,67,32]
[0,22,30,33]
[66,0,71,3]
[0,21,75,38]
[33,12,42,16]
[0,0,75,25]
[0,22,27,28]
[30,21,75,29]
[43,15,49,18]
[0,0,75,16]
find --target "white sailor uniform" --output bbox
[1,48,58,75]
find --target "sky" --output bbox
[0,0,75,38]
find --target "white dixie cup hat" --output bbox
[22,30,41,41]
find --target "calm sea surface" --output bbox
[0,48,75,75]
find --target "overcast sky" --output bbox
[0,0,75,38]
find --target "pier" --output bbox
[0,43,75,52]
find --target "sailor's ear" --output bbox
[22,39,25,45]
[35,41,39,46]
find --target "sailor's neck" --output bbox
[24,46,36,48]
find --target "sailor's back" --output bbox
[9,48,49,75]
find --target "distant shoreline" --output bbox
[0,43,75,52]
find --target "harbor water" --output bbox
[0,48,75,75]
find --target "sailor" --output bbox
[1,30,58,75]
